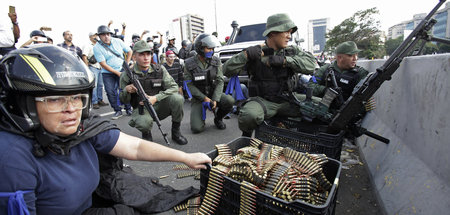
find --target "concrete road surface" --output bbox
[92,100,382,215]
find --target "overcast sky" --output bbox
[1,0,446,49]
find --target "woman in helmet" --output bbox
[0,44,211,214]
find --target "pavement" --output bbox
[92,100,383,215]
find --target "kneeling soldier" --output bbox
[120,40,188,145]
[184,33,235,133]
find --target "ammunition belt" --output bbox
[200,137,334,214]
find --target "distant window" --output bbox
[234,23,266,43]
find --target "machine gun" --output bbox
[328,0,447,142]
[285,87,337,122]
[123,62,170,145]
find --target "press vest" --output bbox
[185,56,220,97]
[247,46,296,103]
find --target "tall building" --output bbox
[169,14,204,45]
[387,22,407,40]
[307,18,330,55]
[433,2,450,38]
[387,2,450,40]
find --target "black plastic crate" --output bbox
[200,137,341,215]
[255,117,345,160]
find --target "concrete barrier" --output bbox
[356,54,450,215]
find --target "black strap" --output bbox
[96,39,123,60]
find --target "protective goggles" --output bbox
[35,94,89,113]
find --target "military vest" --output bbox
[130,64,164,108]
[185,56,220,97]
[163,62,183,85]
[247,46,296,103]
[323,65,361,100]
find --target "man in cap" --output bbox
[163,35,178,57]
[82,32,108,109]
[119,40,188,145]
[93,25,133,119]
[163,50,184,95]
[308,41,369,108]
[223,13,318,137]
[20,30,47,48]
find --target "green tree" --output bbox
[385,36,403,56]
[325,8,385,59]
[421,42,439,55]
[437,40,450,53]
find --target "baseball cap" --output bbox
[165,50,175,57]
[133,40,152,53]
[336,41,361,55]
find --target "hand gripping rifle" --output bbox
[327,68,344,107]
[123,62,170,145]
[328,0,447,143]
[94,38,170,145]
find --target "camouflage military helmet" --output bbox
[336,41,361,55]
[262,13,297,37]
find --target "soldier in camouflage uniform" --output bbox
[184,33,235,133]
[308,41,369,109]
[119,40,188,145]
[223,13,318,137]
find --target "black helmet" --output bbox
[181,39,191,47]
[132,33,140,40]
[29,30,46,38]
[97,25,113,35]
[194,33,218,57]
[0,44,95,132]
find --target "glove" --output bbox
[246,45,262,61]
[268,55,285,67]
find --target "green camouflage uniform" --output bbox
[119,60,184,133]
[308,61,368,99]
[184,54,235,133]
[308,41,369,104]
[223,13,319,134]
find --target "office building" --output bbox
[308,18,330,55]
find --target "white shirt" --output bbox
[82,41,101,69]
[0,16,15,48]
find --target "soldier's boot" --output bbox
[172,122,188,145]
[214,109,228,130]
[242,130,252,137]
[142,131,153,141]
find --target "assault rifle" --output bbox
[327,69,344,107]
[328,0,447,141]
[123,62,170,145]
[94,38,170,145]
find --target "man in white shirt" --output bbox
[82,32,108,109]
[0,8,20,56]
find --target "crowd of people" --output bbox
[0,7,368,214]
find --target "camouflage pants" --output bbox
[190,93,235,133]
[128,94,184,133]
[238,93,321,133]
